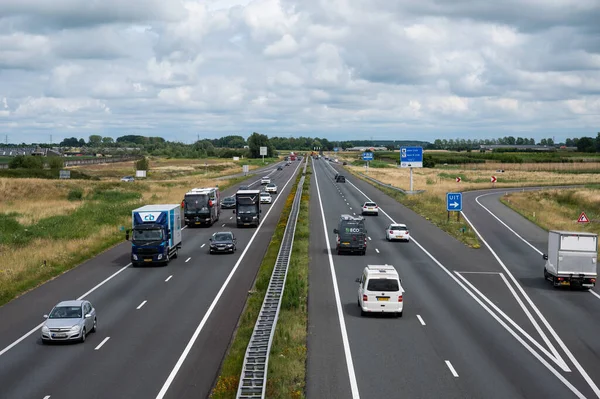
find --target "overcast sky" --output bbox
[1,0,599,144]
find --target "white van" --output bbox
[356,265,404,317]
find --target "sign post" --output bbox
[400,146,423,192]
[491,175,497,187]
[243,164,249,176]
[362,151,374,173]
[259,146,267,163]
[446,192,463,222]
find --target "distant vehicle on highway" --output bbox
[356,265,404,317]
[543,230,597,288]
[182,187,220,226]
[260,191,272,204]
[209,231,237,254]
[361,202,379,216]
[41,300,97,343]
[335,175,346,183]
[342,161,347,165]
[277,166,283,170]
[121,176,134,182]
[220,196,236,209]
[239,185,250,190]
[265,183,277,194]
[261,176,271,184]
[333,214,367,255]
[386,224,410,242]
[234,189,261,227]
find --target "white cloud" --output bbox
[1,0,599,142]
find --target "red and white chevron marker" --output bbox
[456,177,461,183]
[491,176,497,183]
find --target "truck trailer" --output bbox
[234,189,261,227]
[182,187,220,226]
[126,204,182,266]
[543,230,598,288]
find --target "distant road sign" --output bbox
[446,192,463,212]
[400,146,423,168]
[59,170,70,179]
[334,147,339,152]
[259,146,267,156]
[456,177,461,183]
[491,176,497,183]
[578,212,590,223]
[362,152,374,161]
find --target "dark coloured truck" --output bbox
[333,214,367,255]
[234,189,262,227]
[126,204,182,266]
[182,187,220,226]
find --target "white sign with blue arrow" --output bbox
[446,192,462,212]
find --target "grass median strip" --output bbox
[211,164,309,399]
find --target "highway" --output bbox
[306,158,599,399]
[0,160,303,399]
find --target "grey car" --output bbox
[41,300,97,343]
[209,231,237,254]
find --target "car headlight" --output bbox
[226,244,233,247]
[70,325,81,332]
[132,254,138,260]
[42,326,49,333]
[157,254,163,260]
[237,216,241,219]
[253,216,258,219]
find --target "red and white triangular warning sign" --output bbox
[577,212,590,223]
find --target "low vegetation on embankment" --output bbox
[0,158,255,307]
[500,187,600,241]
[330,151,600,249]
[211,163,310,399]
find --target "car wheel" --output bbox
[92,318,97,333]
[397,311,403,318]
[80,328,86,343]
[173,248,178,259]
[360,309,366,317]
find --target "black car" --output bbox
[239,185,250,190]
[335,175,346,183]
[209,232,237,254]
[221,196,236,209]
[277,166,283,170]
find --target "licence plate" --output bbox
[52,333,66,338]
[342,242,349,245]
[144,259,152,262]
[244,223,250,226]
[377,297,389,301]
[560,281,570,285]
[195,222,201,224]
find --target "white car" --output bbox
[361,202,379,216]
[356,265,404,317]
[265,183,277,194]
[386,224,410,241]
[261,176,271,184]
[260,192,272,204]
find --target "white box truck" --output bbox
[543,230,597,288]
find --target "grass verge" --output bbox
[351,172,480,248]
[500,188,600,240]
[211,163,308,399]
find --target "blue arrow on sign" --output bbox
[446,192,463,212]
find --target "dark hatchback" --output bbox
[209,232,237,254]
[221,196,236,209]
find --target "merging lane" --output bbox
[0,160,303,399]
[307,159,595,399]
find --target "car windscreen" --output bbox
[223,197,235,203]
[184,194,208,209]
[367,278,400,292]
[213,233,232,241]
[49,306,82,319]
[238,204,257,214]
[133,229,163,241]
[365,202,376,207]
[391,225,408,231]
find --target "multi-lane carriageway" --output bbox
[0,155,599,399]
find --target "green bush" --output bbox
[135,157,150,171]
[0,169,96,179]
[9,155,44,169]
[48,157,64,169]
[67,188,84,201]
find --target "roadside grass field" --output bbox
[340,163,600,248]
[0,161,251,306]
[500,188,600,248]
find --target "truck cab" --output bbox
[182,187,220,226]
[127,204,182,266]
[234,189,262,227]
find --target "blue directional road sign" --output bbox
[362,152,374,161]
[446,192,463,212]
[333,147,339,152]
[400,146,423,168]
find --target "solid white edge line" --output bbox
[94,337,110,351]
[137,300,147,310]
[312,157,361,399]
[343,177,587,399]
[185,257,191,263]
[0,263,131,358]
[155,159,304,399]
[461,210,600,397]
[590,290,600,300]
[455,272,568,371]
[43,396,50,399]
[445,360,459,377]
[417,315,426,326]
[165,275,173,282]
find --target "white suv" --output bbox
[261,176,271,184]
[356,265,404,317]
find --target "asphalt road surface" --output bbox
[306,158,599,399]
[0,159,303,399]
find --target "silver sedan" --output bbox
[41,300,97,343]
